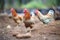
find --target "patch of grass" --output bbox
[21,0,47,9]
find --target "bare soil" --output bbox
[0,15,60,40]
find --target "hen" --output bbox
[10,8,23,25]
[35,9,54,24]
[23,8,36,32]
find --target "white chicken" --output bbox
[35,9,55,24]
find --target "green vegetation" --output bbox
[20,0,60,9]
[0,0,60,9]
[21,0,47,9]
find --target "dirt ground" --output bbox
[0,15,60,40]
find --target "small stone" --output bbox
[7,25,11,29]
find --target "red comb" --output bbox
[10,8,15,12]
[23,8,28,14]
[35,9,39,14]
[23,8,27,12]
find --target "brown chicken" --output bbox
[23,8,35,32]
[10,8,23,25]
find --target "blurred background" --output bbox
[0,0,60,13]
[0,0,60,40]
